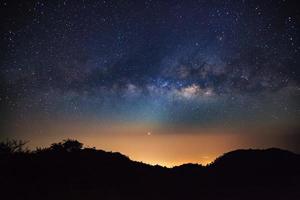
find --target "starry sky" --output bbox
[1,0,299,166]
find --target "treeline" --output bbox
[0,139,299,200]
[1,139,97,154]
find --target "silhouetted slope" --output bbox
[0,145,299,200]
[212,148,299,167]
[209,148,300,185]
[201,148,300,200]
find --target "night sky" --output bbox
[1,0,299,166]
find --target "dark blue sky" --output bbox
[1,0,299,131]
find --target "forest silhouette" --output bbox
[0,139,299,200]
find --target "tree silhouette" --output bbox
[50,139,83,152]
[0,139,28,154]
[1,139,299,200]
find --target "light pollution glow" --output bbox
[6,119,298,167]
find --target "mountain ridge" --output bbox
[0,140,299,200]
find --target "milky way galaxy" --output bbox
[1,0,299,166]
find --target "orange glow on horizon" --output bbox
[8,119,298,167]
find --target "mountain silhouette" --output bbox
[0,139,299,200]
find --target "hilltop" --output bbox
[0,139,299,200]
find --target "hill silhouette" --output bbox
[0,139,299,200]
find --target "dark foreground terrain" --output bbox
[0,139,299,200]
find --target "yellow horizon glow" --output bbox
[7,119,297,167]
